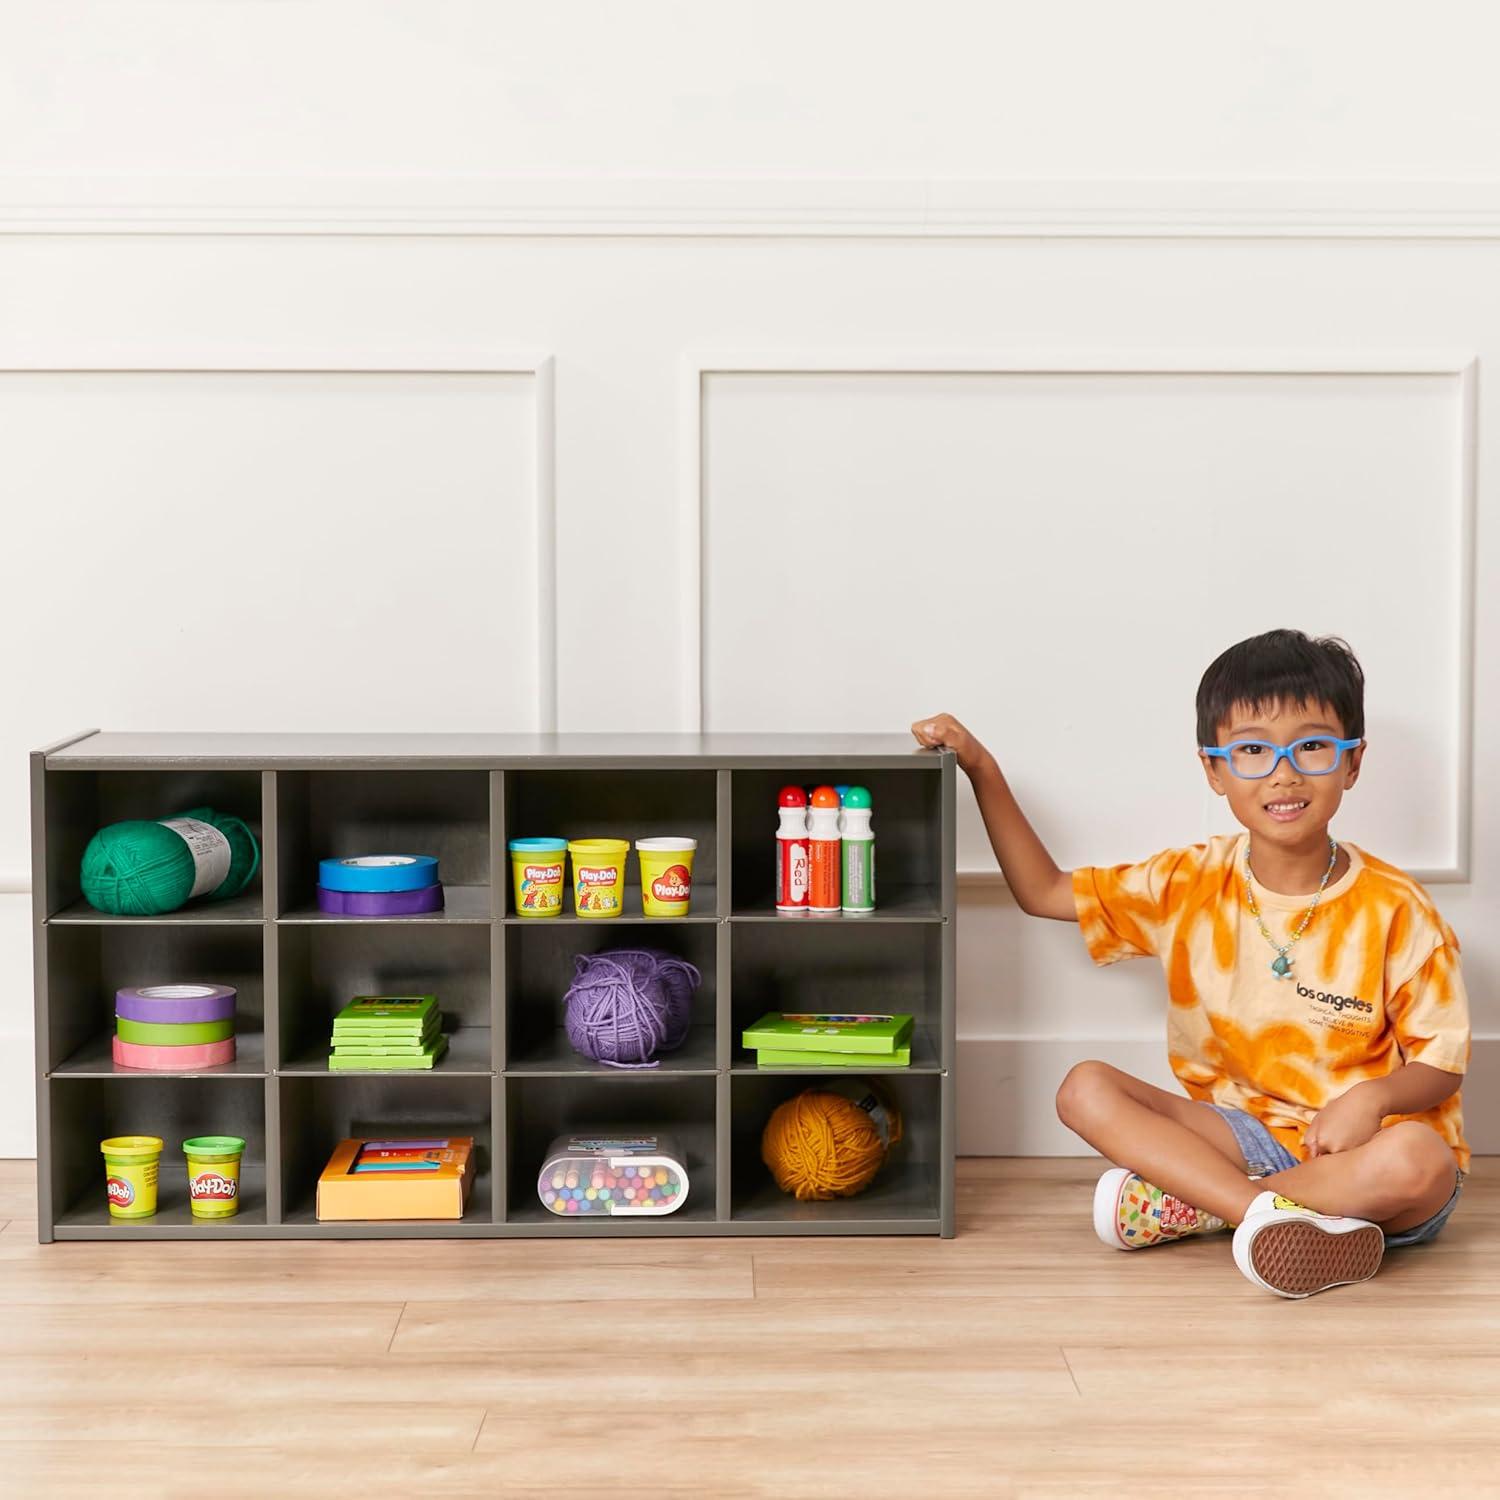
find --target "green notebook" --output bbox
[331,1016,441,1041]
[742,1011,914,1055]
[333,994,439,1031]
[330,1034,442,1055]
[755,1045,911,1068]
[328,1037,448,1071]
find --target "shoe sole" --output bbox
[1247,1218,1384,1297]
[1091,1168,1133,1250]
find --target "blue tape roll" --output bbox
[318,855,440,893]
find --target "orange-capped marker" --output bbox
[808,785,842,915]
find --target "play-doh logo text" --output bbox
[190,1172,238,1202]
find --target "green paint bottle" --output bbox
[841,786,875,915]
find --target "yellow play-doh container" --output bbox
[568,838,629,918]
[182,1135,245,1220]
[508,838,567,918]
[100,1135,163,1220]
[636,838,697,918]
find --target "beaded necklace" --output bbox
[1242,836,1338,980]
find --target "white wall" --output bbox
[4,3,1500,1157]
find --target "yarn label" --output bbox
[854,1092,896,1148]
[158,818,233,899]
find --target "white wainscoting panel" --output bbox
[0,356,554,885]
[696,357,1475,882]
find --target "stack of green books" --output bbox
[329,994,448,1071]
[742,1011,914,1068]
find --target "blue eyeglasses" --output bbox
[1201,737,1362,780]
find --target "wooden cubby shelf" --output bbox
[31,732,955,1241]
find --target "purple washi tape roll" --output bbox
[115,983,237,1024]
[316,884,445,916]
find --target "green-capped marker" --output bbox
[841,786,875,914]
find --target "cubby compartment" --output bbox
[503,769,718,918]
[43,768,265,921]
[505,1075,717,1228]
[730,767,943,919]
[278,1074,494,1226]
[276,923,494,1075]
[276,769,492,921]
[46,924,267,1077]
[729,921,945,1073]
[504,920,719,1074]
[730,1071,941,1230]
[48,1076,268,1234]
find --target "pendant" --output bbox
[1270,954,1293,979]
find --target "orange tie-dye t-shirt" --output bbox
[1073,834,1470,1170]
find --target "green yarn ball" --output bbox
[79,805,260,916]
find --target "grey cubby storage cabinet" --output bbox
[31,733,956,1241]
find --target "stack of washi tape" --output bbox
[113,984,237,1070]
[316,855,444,916]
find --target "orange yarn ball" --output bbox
[761,1087,903,1201]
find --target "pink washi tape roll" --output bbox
[112,1035,236,1072]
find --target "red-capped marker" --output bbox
[776,786,811,916]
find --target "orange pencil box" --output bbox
[316,1136,475,1221]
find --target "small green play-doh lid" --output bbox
[181,1135,246,1159]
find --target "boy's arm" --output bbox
[1306,1062,1464,1157]
[911,714,1075,921]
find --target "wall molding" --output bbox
[685,350,1479,884]
[0,347,558,893]
[5,176,1500,238]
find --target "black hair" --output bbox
[1195,630,1365,746]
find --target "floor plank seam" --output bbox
[386,1303,405,1354]
[1060,1348,1082,1399]
[750,1254,759,1299]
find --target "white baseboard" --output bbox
[955,1036,1500,1156]
[0,1034,37,1159]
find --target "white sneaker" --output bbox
[1092,1166,1227,1250]
[1232,1190,1384,1298]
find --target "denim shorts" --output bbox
[1207,1104,1462,1248]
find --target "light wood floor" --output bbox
[2,1158,1495,1499]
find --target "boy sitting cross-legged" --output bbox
[914,629,1469,1298]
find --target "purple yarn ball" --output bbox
[563,949,700,1069]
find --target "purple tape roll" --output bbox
[316,883,444,916]
[115,984,237,1024]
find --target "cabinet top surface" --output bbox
[43,731,949,769]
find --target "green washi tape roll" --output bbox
[115,1016,234,1047]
